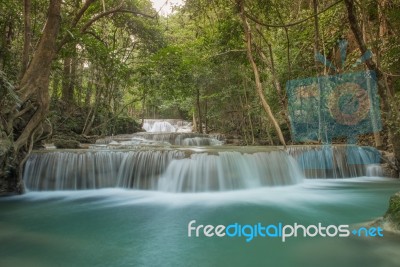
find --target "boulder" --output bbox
[53,139,80,149]
[383,191,400,230]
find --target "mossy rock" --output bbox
[53,139,80,149]
[383,192,400,230]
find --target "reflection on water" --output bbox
[0,177,399,267]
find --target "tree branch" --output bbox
[245,0,343,28]
[72,0,96,28]
[238,0,286,147]
[57,1,155,51]
[85,30,107,45]
[20,0,31,79]
[80,6,156,34]
[57,0,96,51]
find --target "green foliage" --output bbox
[0,70,19,109]
[1,0,399,144]
[384,192,400,229]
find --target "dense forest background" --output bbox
[1,0,400,193]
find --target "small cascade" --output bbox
[95,132,224,147]
[23,144,385,193]
[366,164,383,177]
[142,119,192,133]
[23,149,303,192]
[134,132,223,146]
[117,150,185,189]
[24,151,122,190]
[24,150,185,191]
[287,145,381,178]
[146,121,176,132]
[158,151,303,192]
[181,137,222,146]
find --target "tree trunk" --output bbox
[196,88,203,133]
[242,78,255,144]
[204,99,208,134]
[0,18,14,71]
[345,0,400,174]
[2,0,63,194]
[312,0,320,54]
[192,112,197,132]
[20,0,32,78]
[83,83,103,135]
[62,57,75,107]
[238,0,286,147]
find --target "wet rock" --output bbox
[371,192,400,232]
[384,192,400,230]
[380,151,399,178]
[381,163,398,178]
[53,139,80,149]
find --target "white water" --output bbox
[23,145,385,192]
[142,119,192,133]
[133,132,223,146]
[18,176,396,206]
[287,145,381,178]
[23,150,185,191]
[158,151,303,192]
[23,149,304,192]
[94,132,224,147]
[144,121,176,132]
[366,164,383,177]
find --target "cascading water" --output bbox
[157,151,303,192]
[116,150,185,189]
[132,132,223,146]
[24,150,185,191]
[23,144,384,193]
[287,145,381,178]
[23,151,121,190]
[142,119,192,133]
[144,121,177,132]
[94,119,223,147]
[366,164,383,177]
[23,148,303,192]
[95,132,224,147]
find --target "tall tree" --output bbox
[0,0,62,193]
[345,0,400,174]
[238,0,286,146]
[0,0,158,194]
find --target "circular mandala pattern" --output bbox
[327,82,370,126]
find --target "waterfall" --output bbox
[142,119,192,133]
[287,145,381,178]
[23,144,385,192]
[146,121,176,132]
[157,151,303,192]
[23,150,185,191]
[95,132,224,147]
[24,151,121,190]
[117,150,185,189]
[366,164,383,177]
[23,149,303,192]
[133,132,223,146]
